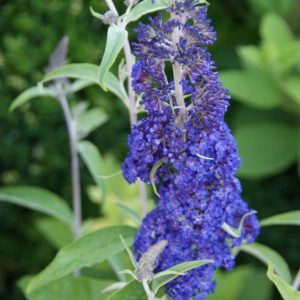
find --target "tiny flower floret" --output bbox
[122,1,260,299]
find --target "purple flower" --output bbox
[122,1,260,299]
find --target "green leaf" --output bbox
[235,122,297,178]
[261,13,293,50]
[282,77,300,106]
[44,63,99,83]
[43,64,127,102]
[220,69,280,109]
[123,0,168,24]
[108,280,147,300]
[119,235,137,268]
[239,243,292,284]
[76,108,108,139]
[150,159,164,197]
[90,6,104,21]
[19,275,114,300]
[36,218,73,249]
[10,86,56,112]
[267,264,300,300]
[71,79,95,94]
[27,225,137,292]
[238,46,264,70]
[260,211,300,227]
[99,25,128,91]
[77,141,104,194]
[221,211,256,238]
[105,72,128,102]
[152,259,213,294]
[0,186,72,226]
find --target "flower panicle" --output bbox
[122,1,260,299]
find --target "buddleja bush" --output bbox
[2,0,300,299]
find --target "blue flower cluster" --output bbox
[122,1,260,299]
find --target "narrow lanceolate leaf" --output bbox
[70,79,95,94]
[77,141,104,194]
[260,211,300,227]
[0,186,72,226]
[99,25,128,91]
[119,235,137,269]
[150,159,164,197]
[10,86,56,112]
[105,72,128,102]
[43,63,99,84]
[76,108,108,139]
[152,259,213,294]
[122,0,168,24]
[239,243,292,284]
[90,6,104,21]
[221,211,256,238]
[27,225,137,292]
[108,280,147,300]
[43,64,128,101]
[267,264,300,300]
[19,275,114,300]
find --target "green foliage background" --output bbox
[0,0,299,299]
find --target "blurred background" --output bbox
[0,0,299,299]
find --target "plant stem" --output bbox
[123,39,137,125]
[293,268,300,290]
[142,280,155,300]
[56,84,82,239]
[105,0,148,215]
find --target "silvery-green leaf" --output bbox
[102,282,127,294]
[267,264,300,300]
[239,243,292,283]
[150,159,164,197]
[10,86,56,112]
[123,0,168,24]
[221,211,256,238]
[108,280,147,300]
[71,79,95,94]
[43,64,127,101]
[90,6,104,21]
[119,235,137,268]
[43,63,99,83]
[99,25,128,91]
[260,211,300,227]
[152,259,213,294]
